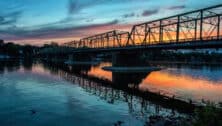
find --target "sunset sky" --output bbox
[0,0,221,45]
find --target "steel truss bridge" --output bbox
[63,4,222,51]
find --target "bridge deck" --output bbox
[62,4,222,52]
[69,39,222,53]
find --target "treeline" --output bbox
[143,50,222,63]
[0,40,61,59]
[0,40,39,58]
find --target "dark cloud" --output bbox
[68,0,81,14]
[68,0,103,14]
[123,12,135,18]
[68,0,140,15]
[0,10,22,25]
[0,19,120,41]
[168,5,186,10]
[142,9,158,17]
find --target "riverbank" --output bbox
[144,103,222,126]
[65,61,99,65]
[147,60,222,65]
[142,51,222,65]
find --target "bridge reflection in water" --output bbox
[41,60,222,114]
[58,69,186,116]
[82,62,222,104]
[40,62,195,113]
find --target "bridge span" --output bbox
[62,4,222,52]
[40,4,222,67]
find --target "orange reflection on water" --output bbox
[139,70,222,103]
[87,62,112,81]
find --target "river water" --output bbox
[0,60,221,126]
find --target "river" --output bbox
[0,60,221,126]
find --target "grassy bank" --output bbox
[145,103,222,126]
[191,103,222,126]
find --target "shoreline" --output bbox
[64,61,99,65]
[147,60,222,65]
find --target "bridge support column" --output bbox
[112,72,149,88]
[112,52,146,67]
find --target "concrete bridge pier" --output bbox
[112,52,146,67]
[112,72,149,88]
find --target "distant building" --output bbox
[0,39,4,46]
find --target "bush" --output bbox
[192,103,222,126]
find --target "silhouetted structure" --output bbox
[0,40,4,46]
[39,4,222,68]
[62,4,222,51]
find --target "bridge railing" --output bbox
[63,30,130,48]
[62,4,222,49]
[129,4,222,46]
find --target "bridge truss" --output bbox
[63,4,222,49]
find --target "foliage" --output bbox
[144,50,222,63]
[191,103,222,126]
[0,41,39,58]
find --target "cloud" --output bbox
[142,9,158,17]
[86,18,94,22]
[68,0,104,14]
[168,5,186,10]
[0,19,123,43]
[67,0,140,15]
[0,10,22,25]
[68,0,81,14]
[122,12,135,18]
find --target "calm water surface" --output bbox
[87,62,222,104]
[0,61,183,126]
[0,60,222,126]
